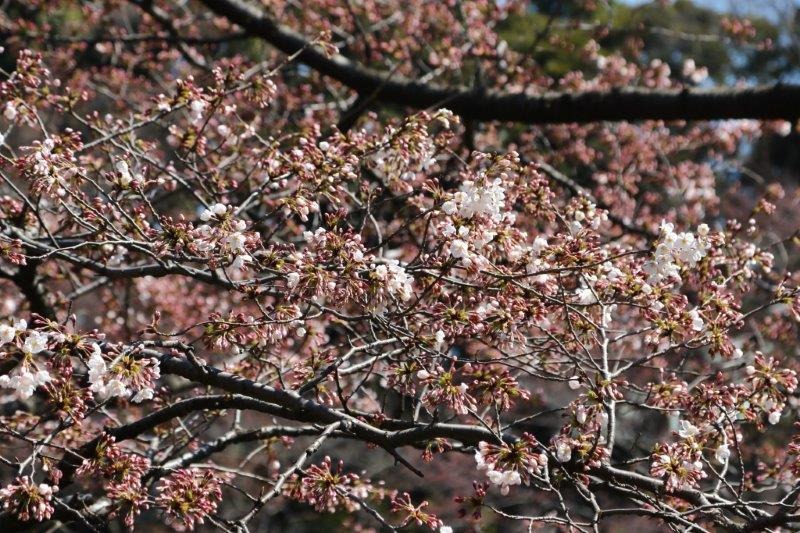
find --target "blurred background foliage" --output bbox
[497,0,800,213]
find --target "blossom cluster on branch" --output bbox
[0,1,798,531]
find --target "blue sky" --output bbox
[621,0,729,9]
[622,0,728,5]
[618,0,796,19]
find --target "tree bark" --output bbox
[197,0,800,125]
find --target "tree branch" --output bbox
[44,350,796,530]
[196,0,800,125]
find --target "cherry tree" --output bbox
[0,0,799,530]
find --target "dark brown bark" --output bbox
[197,0,800,125]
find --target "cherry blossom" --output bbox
[0,2,796,531]
[0,478,56,522]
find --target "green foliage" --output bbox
[498,0,793,82]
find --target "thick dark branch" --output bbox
[56,395,293,481]
[153,352,501,448]
[196,0,800,124]
[6,261,56,320]
[151,353,795,530]
[104,394,290,442]
[44,351,794,530]
[162,425,326,470]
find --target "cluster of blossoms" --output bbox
[415,363,531,416]
[391,492,444,530]
[436,162,516,268]
[0,319,50,399]
[745,353,798,426]
[676,420,738,466]
[155,469,224,529]
[444,177,506,221]
[369,110,453,194]
[18,135,82,197]
[650,440,708,492]
[418,365,477,415]
[287,457,378,513]
[682,58,710,84]
[113,160,143,188]
[647,360,797,494]
[465,364,530,411]
[474,435,548,495]
[0,477,57,522]
[643,222,711,284]
[648,419,710,491]
[0,366,50,400]
[0,2,798,531]
[370,258,414,305]
[193,203,259,271]
[86,345,160,403]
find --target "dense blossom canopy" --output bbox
[0,0,799,531]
